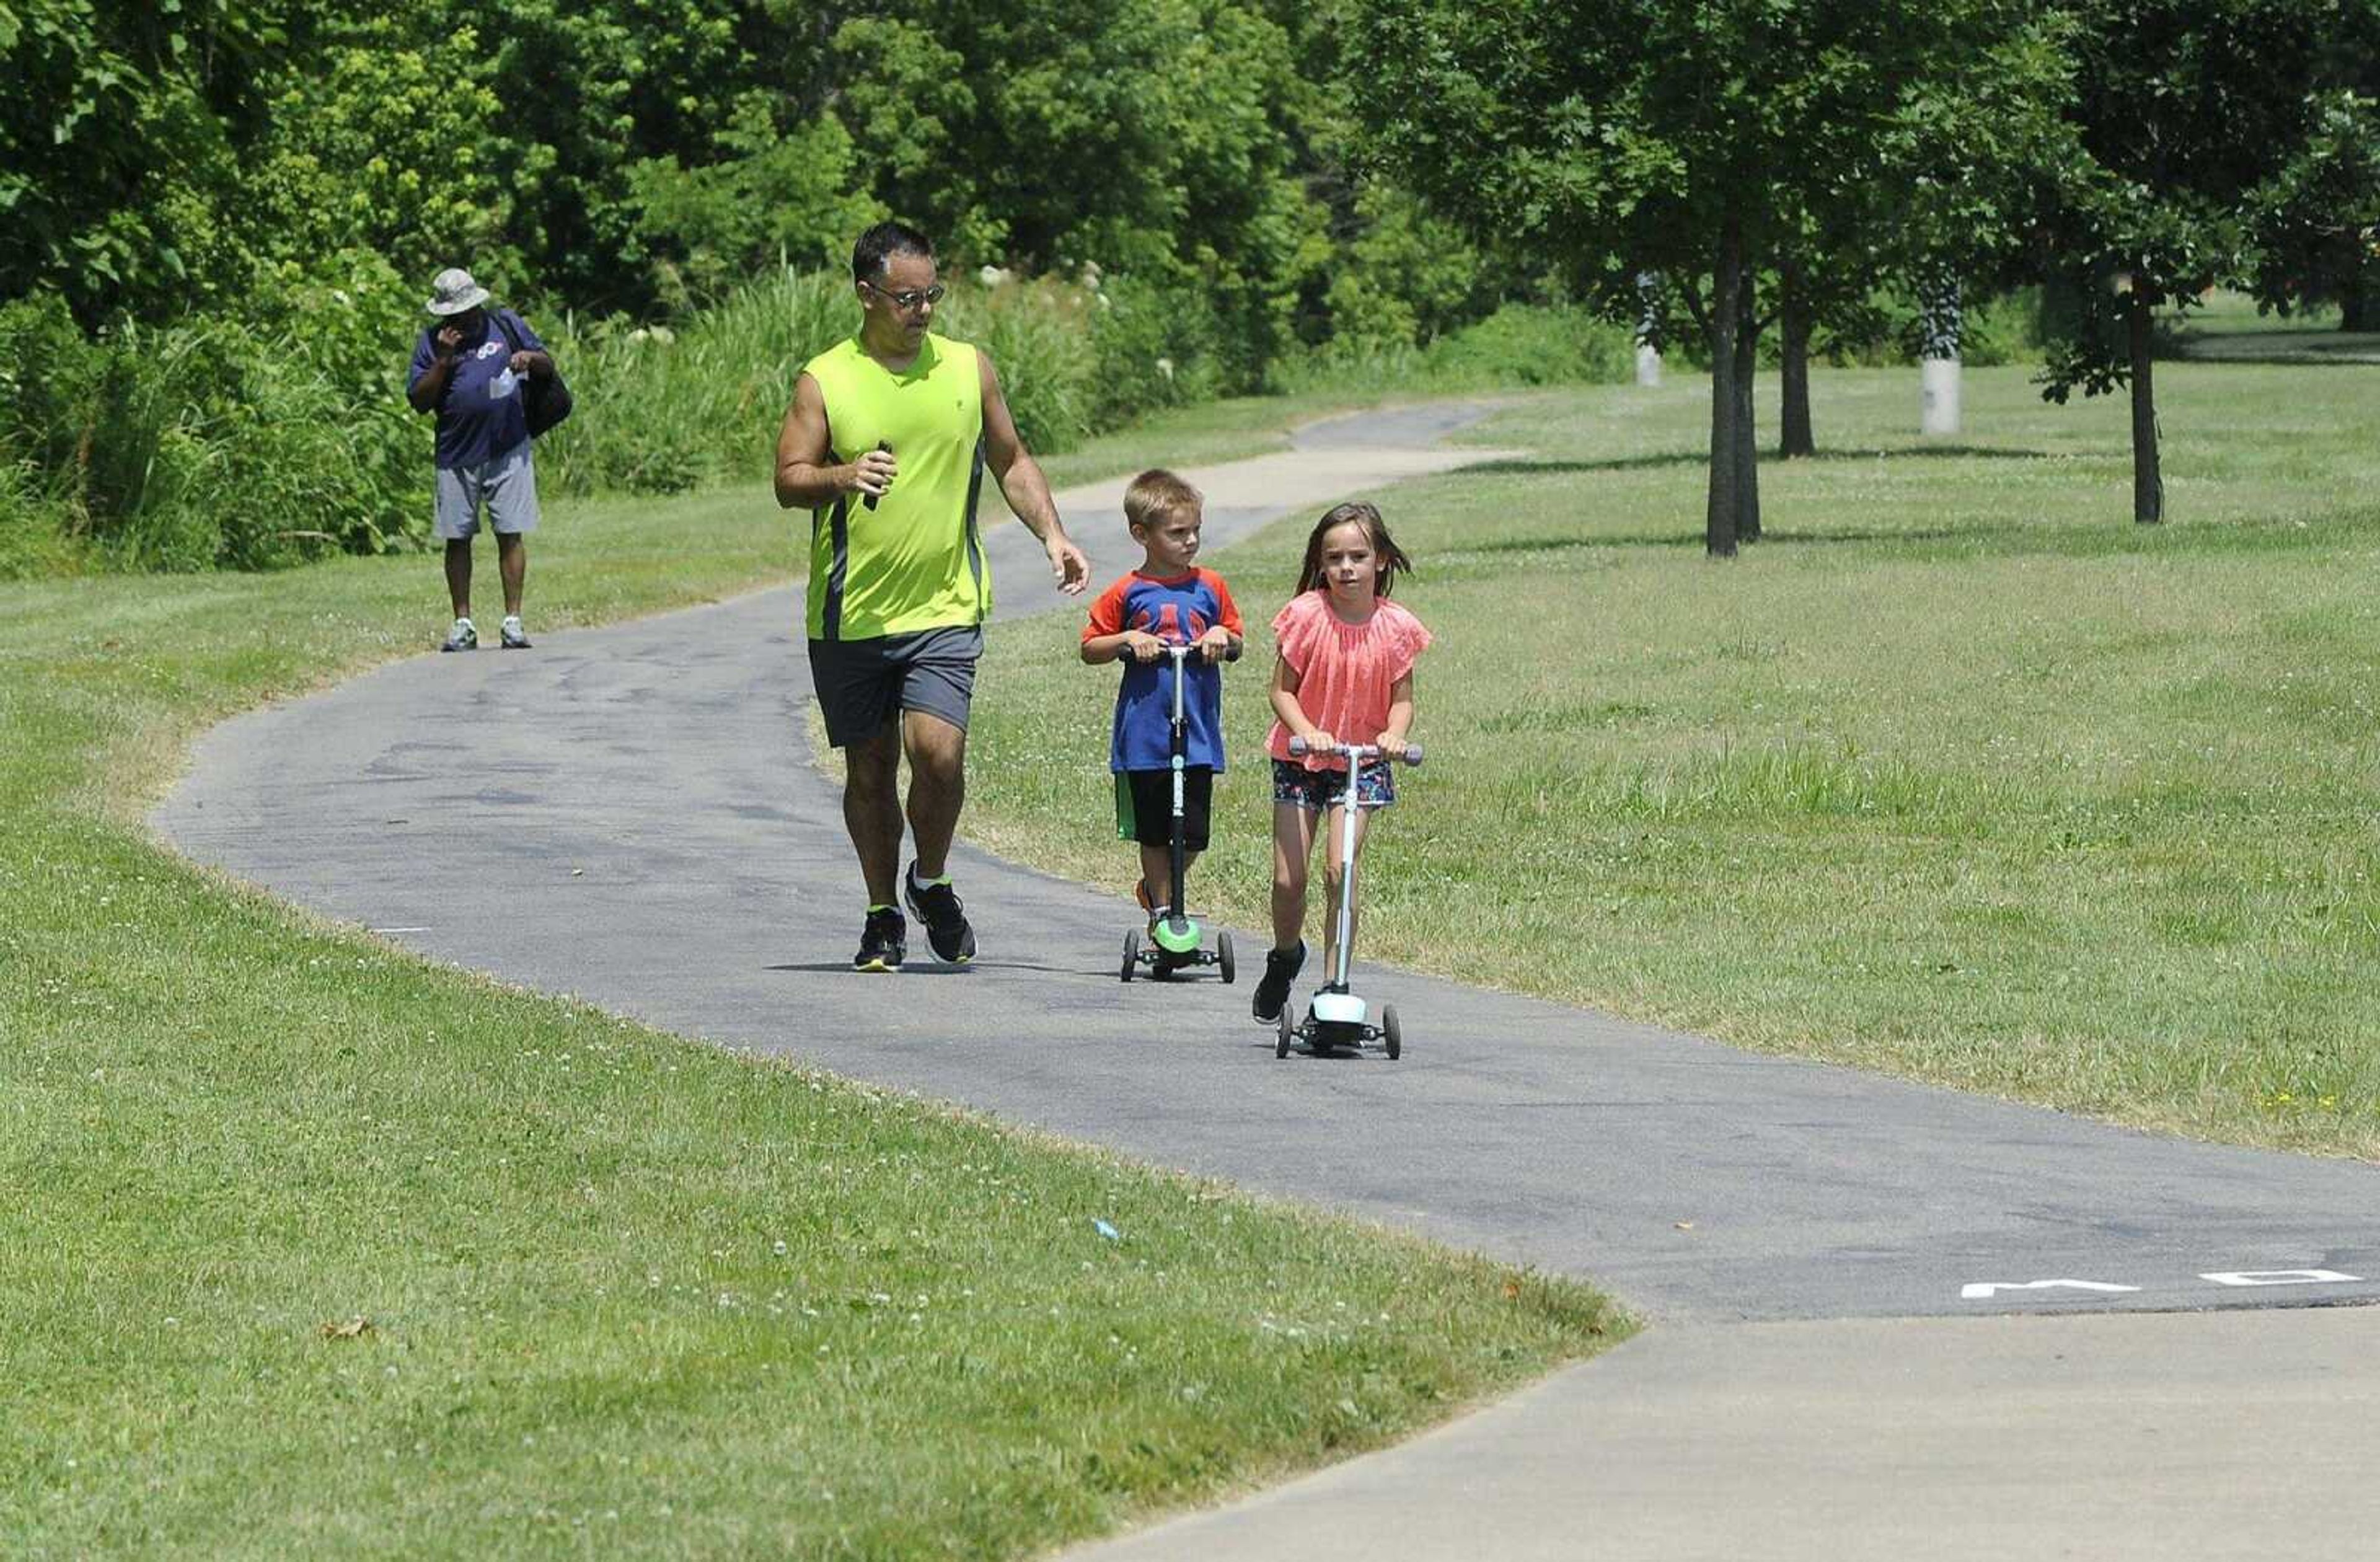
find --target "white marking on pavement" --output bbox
[1961,1279,2142,1300]
[2200,1269,2365,1287]
[369,927,433,934]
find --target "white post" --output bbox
[1919,276,1962,437]
[1635,271,1662,386]
[1921,355,1960,436]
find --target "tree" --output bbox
[2034,0,2365,524]
[1,0,323,321]
[2244,88,2380,335]
[1341,0,2070,557]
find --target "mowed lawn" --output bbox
[966,358,2380,1159]
[0,426,1623,1558]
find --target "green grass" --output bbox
[0,447,1624,1556]
[966,358,2380,1160]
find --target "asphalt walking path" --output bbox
[156,403,2380,1558]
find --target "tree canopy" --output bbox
[1341,0,2074,554]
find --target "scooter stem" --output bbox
[1332,767,1359,989]
[1167,643,1193,932]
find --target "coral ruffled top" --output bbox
[1264,590,1432,767]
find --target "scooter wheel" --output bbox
[1217,930,1236,985]
[1382,1002,1402,1061]
[1275,1007,1293,1059]
[1121,929,1139,983]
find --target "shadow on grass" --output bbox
[2169,331,2380,366]
[1445,510,2375,559]
[1462,444,2054,479]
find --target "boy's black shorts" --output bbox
[1116,766,1214,850]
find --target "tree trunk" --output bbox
[1734,268,1762,541]
[2127,293,2162,524]
[2343,251,2374,332]
[1778,264,1814,459]
[1705,219,1743,558]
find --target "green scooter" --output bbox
[1121,641,1237,985]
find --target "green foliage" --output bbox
[1086,273,1228,427]
[1341,0,2069,327]
[242,23,515,294]
[1318,185,1498,351]
[626,98,883,309]
[2241,87,2380,327]
[0,0,321,320]
[0,255,426,574]
[2035,0,2366,401]
[1271,303,1636,394]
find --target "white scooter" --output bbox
[1275,735,1422,1060]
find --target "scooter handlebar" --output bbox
[1287,736,1424,766]
[1157,640,1240,664]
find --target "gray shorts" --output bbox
[434,443,540,540]
[808,625,983,748]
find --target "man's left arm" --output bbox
[505,312,556,381]
[978,349,1088,595]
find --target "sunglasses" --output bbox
[861,280,947,312]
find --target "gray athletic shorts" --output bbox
[434,443,540,540]
[808,625,984,748]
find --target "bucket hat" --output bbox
[425,267,491,316]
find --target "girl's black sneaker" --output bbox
[1251,941,1305,1023]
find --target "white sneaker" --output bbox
[500,615,531,650]
[440,617,477,653]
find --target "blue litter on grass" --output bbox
[1093,1219,1121,1242]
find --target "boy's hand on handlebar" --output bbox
[1122,630,1165,663]
[1197,625,1235,663]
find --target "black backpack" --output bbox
[493,309,573,438]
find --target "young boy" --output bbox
[1080,469,1244,928]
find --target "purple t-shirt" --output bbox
[407,310,545,470]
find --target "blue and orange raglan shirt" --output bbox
[1083,567,1245,772]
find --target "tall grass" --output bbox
[0,269,424,576]
[534,268,1187,498]
[0,262,1229,580]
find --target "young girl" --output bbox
[1252,501,1430,1025]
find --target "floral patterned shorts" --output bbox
[1271,756,1396,812]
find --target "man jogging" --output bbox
[774,221,1090,971]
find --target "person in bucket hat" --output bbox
[406,266,555,651]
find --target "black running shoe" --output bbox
[853,906,906,972]
[1251,940,1305,1023]
[903,863,976,963]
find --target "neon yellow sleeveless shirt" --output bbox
[801,332,990,640]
